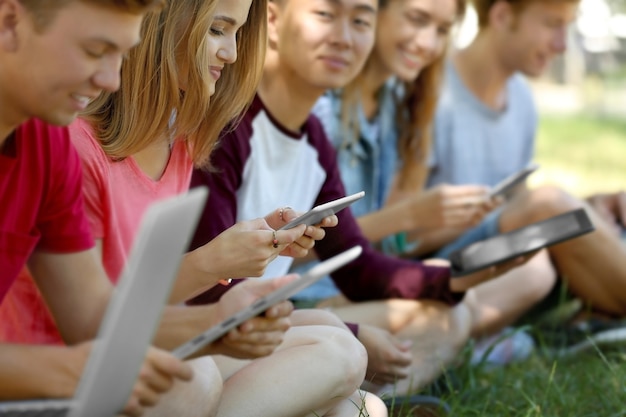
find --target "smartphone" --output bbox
[449,208,594,276]
[278,191,365,230]
[489,164,539,199]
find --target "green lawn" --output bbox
[531,114,626,197]
[393,114,626,416]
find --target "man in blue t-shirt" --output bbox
[430,0,626,318]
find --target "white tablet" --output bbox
[279,191,365,230]
[172,245,363,359]
[449,208,594,276]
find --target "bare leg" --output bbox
[145,356,222,417]
[500,186,626,316]
[464,249,557,337]
[214,325,368,417]
[324,390,388,417]
[328,299,472,395]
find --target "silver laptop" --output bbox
[0,186,209,417]
[172,245,363,360]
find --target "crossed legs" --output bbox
[212,316,386,417]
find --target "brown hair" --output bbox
[83,0,267,167]
[19,0,164,30]
[340,0,466,191]
[473,0,578,29]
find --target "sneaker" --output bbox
[537,318,626,358]
[470,327,535,367]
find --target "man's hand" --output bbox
[66,342,193,417]
[357,324,412,385]
[587,191,626,235]
[210,276,296,359]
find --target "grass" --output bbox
[531,114,626,197]
[391,113,626,416]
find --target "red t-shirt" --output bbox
[0,119,94,302]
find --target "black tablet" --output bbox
[449,208,594,276]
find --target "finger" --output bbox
[305,225,326,241]
[276,225,306,245]
[319,214,338,228]
[122,397,144,417]
[238,315,291,333]
[132,384,160,408]
[264,300,295,319]
[138,363,174,394]
[147,348,194,382]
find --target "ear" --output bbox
[267,0,281,51]
[0,0,22,52]
[489,0,515,32]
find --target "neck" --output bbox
[257,53,327,133]
[0,90,25,151]
[359,57,393,119]
[132,137,171,181]
[454,32,514,111]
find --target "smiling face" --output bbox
[496,1,578,77]
[271,0,377,90]
[371,0,457,82]
[206,0,253,96]
[0,0,143,127]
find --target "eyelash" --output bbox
[210,27,225,36]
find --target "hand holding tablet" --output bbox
[449,208,594,277]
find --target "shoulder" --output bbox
[68,118,111,174]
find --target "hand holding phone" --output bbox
[489,164,539,199]
[278,191,365,231]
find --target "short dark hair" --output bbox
[19,0,165,31]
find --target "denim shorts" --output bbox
[433,208,503,260]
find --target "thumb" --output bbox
[245,274,300,297]
[277,224,306,244]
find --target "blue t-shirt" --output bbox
[428,63,537,188]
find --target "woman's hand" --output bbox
[210,275,296,359]
[265,207,339,258]
[192,219,307,284]
[405,184,495,231]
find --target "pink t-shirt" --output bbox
[0,118,192,344]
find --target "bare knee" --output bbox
[517,250,558,305]
[515,186,582,222]
[313,326,368,398]
[146,356,223,417]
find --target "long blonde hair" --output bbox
[84,0,267,166]
[340,0,466,191]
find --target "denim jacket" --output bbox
[312,81,408,255]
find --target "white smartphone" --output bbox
[489,164,539,199]
[449,208,594,276]
[278,191,365,231]
[171,245,363,360]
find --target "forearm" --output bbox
[407,227,465,257]
[169,250,221,304]
[357,199,425,243]
[154,304,223,356]
[0,345,79,400]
